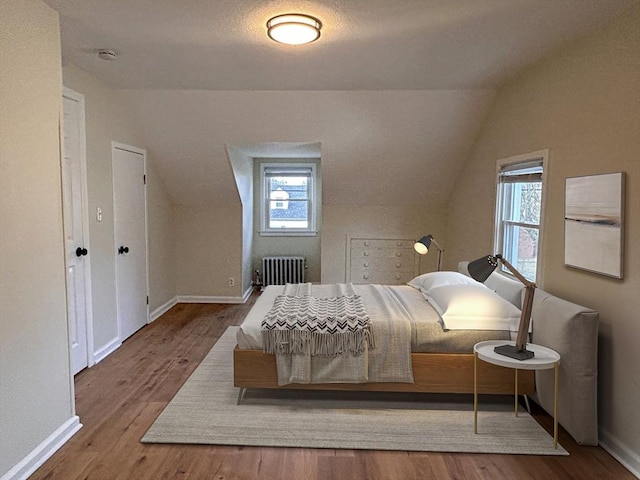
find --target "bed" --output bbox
[233,262,599,445]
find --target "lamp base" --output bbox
[494,344,535,361]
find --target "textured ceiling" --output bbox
[45,0,636,90]
[46,0,636,207]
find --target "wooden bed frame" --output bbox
[233,347,534,395]
[234,264,539,399]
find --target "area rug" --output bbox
[142,327,567,455]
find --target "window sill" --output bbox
[259,231,318,237]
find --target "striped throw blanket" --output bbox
[261,285,375,357]
[267,283,414,385]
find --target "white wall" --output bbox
[0,1,77,476]
[62,65,177,347]
[447,4,640,473]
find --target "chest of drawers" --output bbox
[348,238,418,284]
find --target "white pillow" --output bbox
[423,283,524,332]
[407,271,478,292]
[483,273,525,308]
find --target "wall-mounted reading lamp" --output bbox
[467,254,536,360]
[414,235,444,271]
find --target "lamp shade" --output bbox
[267,14,322,45]
[414,235,433,255]
[467,255,499,283]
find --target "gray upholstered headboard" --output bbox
[458,261,599,446]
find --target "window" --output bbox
[260,163,317,235]
[494,153,546,282]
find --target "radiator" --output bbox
[262,256,306,286]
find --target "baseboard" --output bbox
[177,294,249,304]
[93,336,121,364]
[242,286,254,303]
[0,416,82,480]
[600,427,640,478]
[150,296,178,322]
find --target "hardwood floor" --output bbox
[30,294,632,480]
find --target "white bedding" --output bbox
[236,283,515,354]
[271,283,416,385]
[236,284,442,350]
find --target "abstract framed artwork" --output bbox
[564,172,625,279]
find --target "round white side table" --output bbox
[473,340,561,449]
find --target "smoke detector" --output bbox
[98,49,117,61]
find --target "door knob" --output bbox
[118,246,129,255]
[75,247,88,257]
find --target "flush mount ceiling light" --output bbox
[267,13,322,45]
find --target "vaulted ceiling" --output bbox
[45,0,636,206]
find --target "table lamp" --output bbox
[467,254,536,360]
[414,235,444,271]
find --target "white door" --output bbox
[62,87,93,375]
[113,143,149,341]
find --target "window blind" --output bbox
[499,160,543,184]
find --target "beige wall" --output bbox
[146,161,177,312]
[447,4,639,470]
[62,65,177,346]
[174,205,243,298]
[322,205,447,284]
[227,146,255,294]
[114,87,497,294]
[0,0,76,476]
[118,90,495,208]
[116,89,495,296]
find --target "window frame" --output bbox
[493,150,549,284]
[259,162,318,237]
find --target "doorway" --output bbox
[62,87,93,375]
[112,142,149,341]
